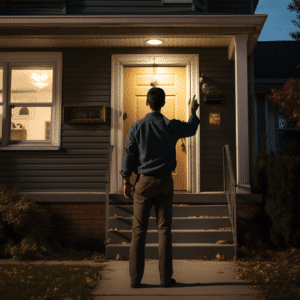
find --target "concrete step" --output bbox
[107,229,234,244]
[109,205,230,218]
[108,217,232,230]
[108,192,228,204]
[106,243,236,259]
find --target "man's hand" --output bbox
[188,95,199,115]
[124,183,134,200]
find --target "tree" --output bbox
[266,2,300,132]
[266,67,300,131]
[287,0,300,40]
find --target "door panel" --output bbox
[123,66,187,191]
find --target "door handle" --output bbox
[123,112,127,121]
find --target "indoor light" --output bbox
[146,39,163,45]
[31,72,49,89]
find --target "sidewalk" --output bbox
[91,259,261,300]
[0,258,261,300]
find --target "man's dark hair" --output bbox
[147,88,165,111]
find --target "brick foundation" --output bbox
[38,202,263,251]
[39,203,106,252]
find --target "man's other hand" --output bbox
[124,183,134,200]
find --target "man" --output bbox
[120,87,200,289]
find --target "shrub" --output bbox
[251,133,273,244]
[252,132,300,249]
[0,184,64,261]
[264,154,300,248]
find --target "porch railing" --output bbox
[105,144,114,246]
[222,144,238,257]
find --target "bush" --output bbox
[252,132,300,249]
[251,133,273,245]
[0,184,64,261]
[264,154,300,248]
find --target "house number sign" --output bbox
[63,105,106,124]
[209,113,221,127]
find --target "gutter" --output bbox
[0,14,267,28]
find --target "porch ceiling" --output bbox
[0,15,267,56]
[0,36,232,48]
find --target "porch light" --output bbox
[146,39,163,45]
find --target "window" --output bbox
[0,53,62,150]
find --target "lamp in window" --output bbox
[31,73,49,89]
[19,107,29,115]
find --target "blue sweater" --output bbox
[120,112,200,178]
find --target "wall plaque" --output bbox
[209,113,221,127]
[63,105,106,124]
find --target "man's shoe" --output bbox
[161,278,176,287]
[130,283,141,288]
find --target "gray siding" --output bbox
[66,0,194,14]
[1,0,257,15]
[0,47,236,193]
[208,0,253,14]
[199,49,236,191]
[0,0,66,14]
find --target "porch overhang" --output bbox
[0,14,267,58]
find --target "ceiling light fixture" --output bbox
[146,39,163,45]
[31,72,49,89]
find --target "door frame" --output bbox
[110,54,200,194]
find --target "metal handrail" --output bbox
[222,144,238,257]
[105,144,114,247]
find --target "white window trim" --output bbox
[0,52,62,150]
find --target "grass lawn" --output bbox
[0,248,107,300]
[0,243,299,300]
[0,202,299,300]
[234,242,300,300]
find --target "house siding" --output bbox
[208,0,253,14]
[0,0,258,15]
[66,0,195,14]
[0,0,66,15]
[0,46,236,194]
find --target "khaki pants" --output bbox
[129,173,174,285]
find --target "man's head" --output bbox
[146,87,165,112]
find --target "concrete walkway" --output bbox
[91,259,260,300]
[0,258,261,300]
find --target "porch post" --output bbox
[234,34,250,194]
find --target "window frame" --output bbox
[0,52,62,151]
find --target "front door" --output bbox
[123,66,187,191]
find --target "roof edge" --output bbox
[0,14,268,28]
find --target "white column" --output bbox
[234,34,250,194]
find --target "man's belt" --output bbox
[140,171,172,177]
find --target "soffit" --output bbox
[0,36,233,48]
[0,14,267,54]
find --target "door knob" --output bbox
[123,112,127,121]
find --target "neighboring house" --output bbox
[0,0,299,251]
[253,41,300,161]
